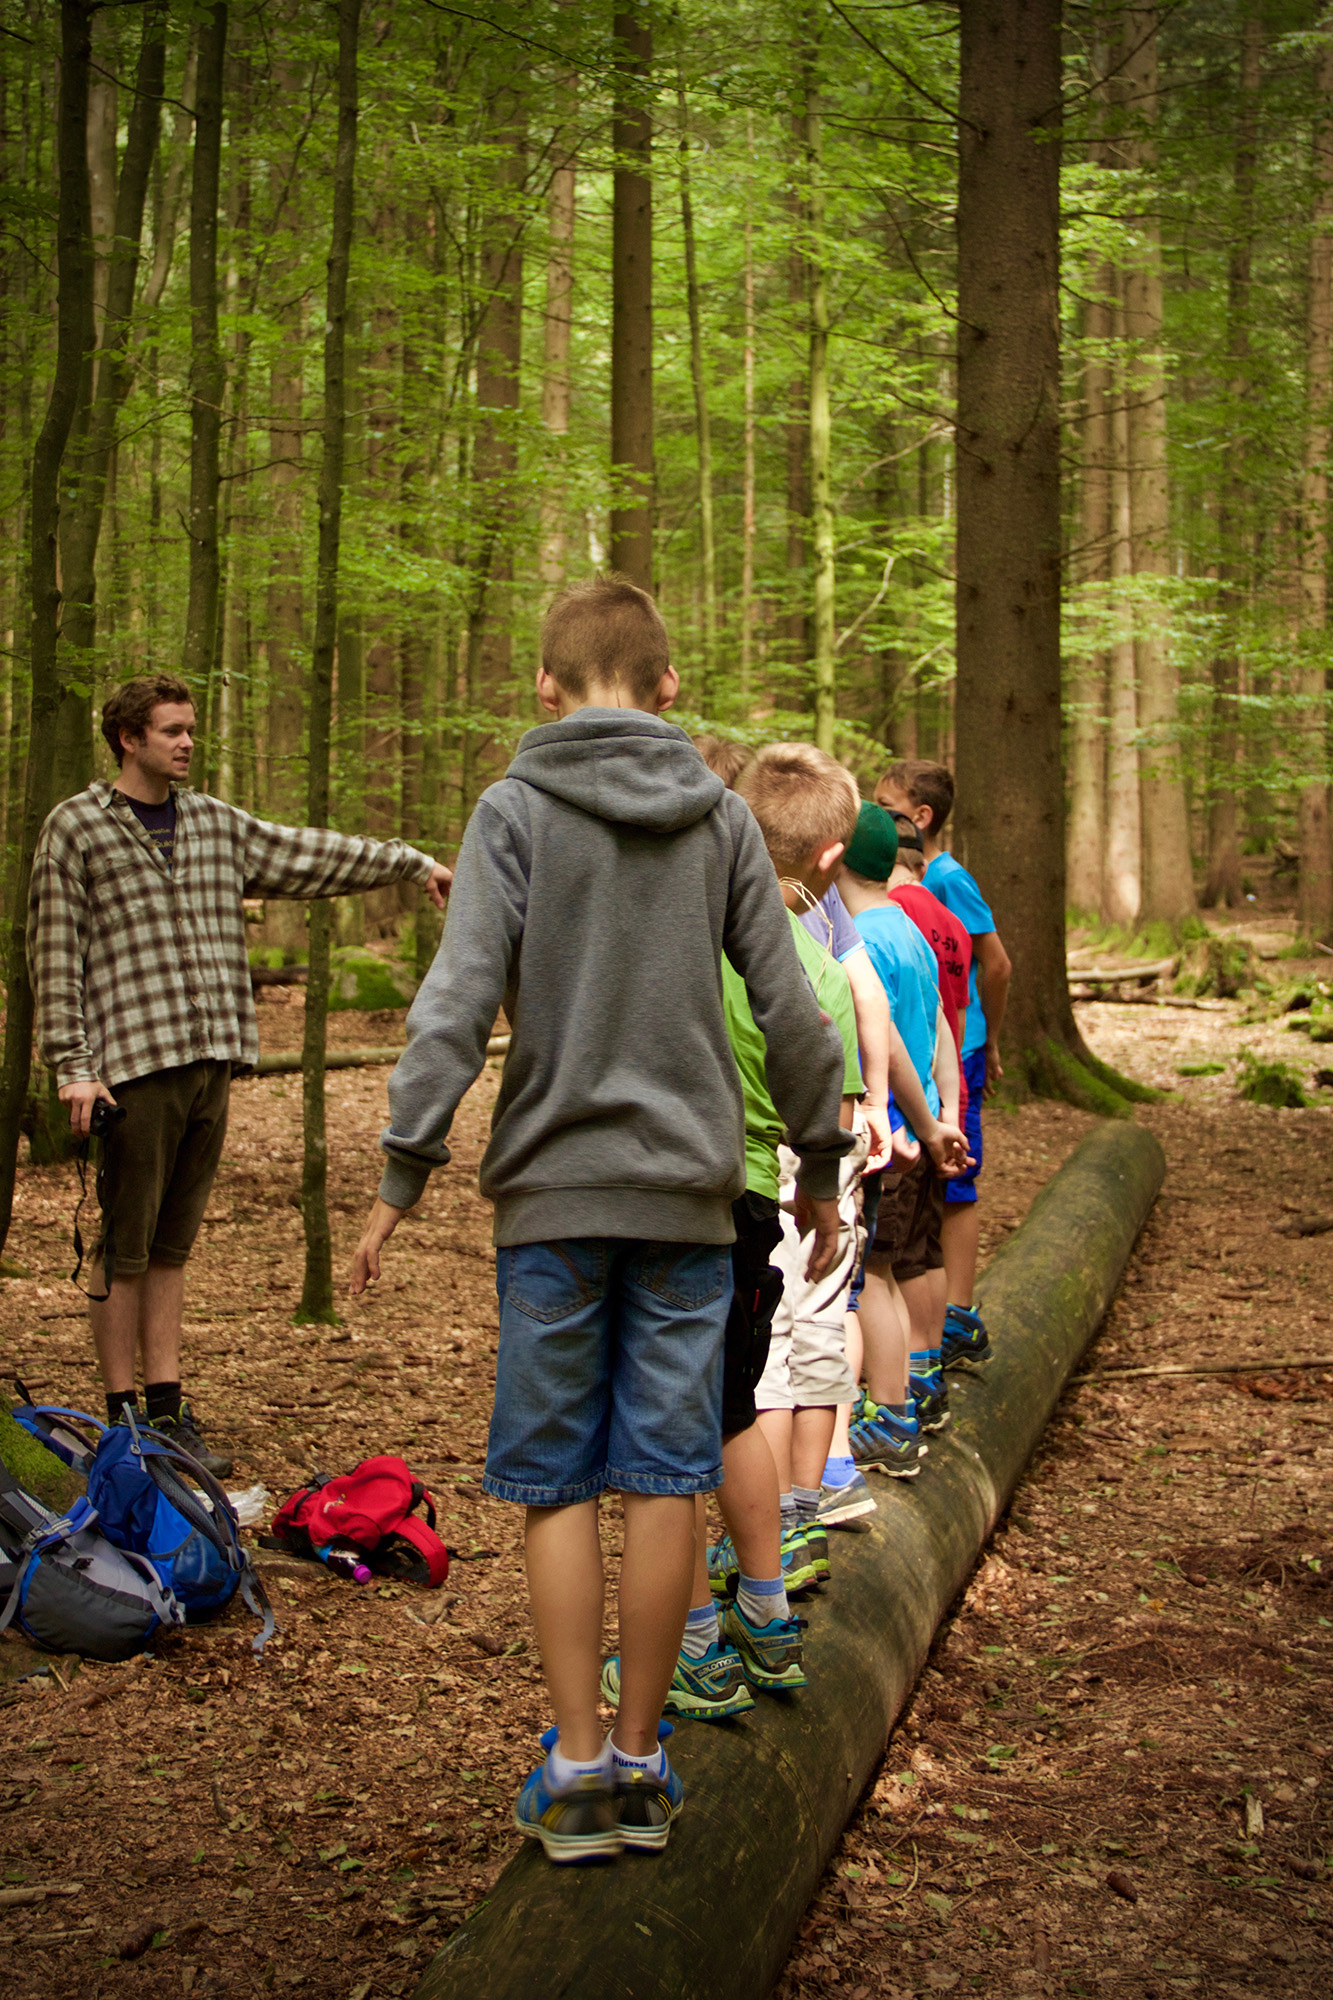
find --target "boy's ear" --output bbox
[815,839,846,878]
[653,663,680,714]
[535,665,562,716]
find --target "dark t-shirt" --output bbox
[127,793,177,874]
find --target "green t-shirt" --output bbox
[722,909,863,1201]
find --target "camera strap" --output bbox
[69,1139,114,1303]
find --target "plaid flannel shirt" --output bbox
[29,781,436,1088]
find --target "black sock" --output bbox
[145,1380,182,1426]
[106,1389,138,1425]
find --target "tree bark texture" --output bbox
[1120,9,1197,927]
[1204,11,1261,912]
[55,4,166,803]
[610,12,653,589]
[954,0,1085,1090]
[677,84,717,711]
[1298,35,1333,943]
[538,87,575,602]
[0,0,94,1257]
[181,3,227,688]
[741,115,757,701]
[1066,283,1111,914]
[805,45,836,754]
[1103,291,1141,927]
[299,0,360,1326]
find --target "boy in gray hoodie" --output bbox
[351,575,849,1863]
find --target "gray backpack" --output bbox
[0,1462,183,1661]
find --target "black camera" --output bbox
[88,1098,126,1141]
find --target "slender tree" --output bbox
[1103,293,1141,926]
[538,75,576,601]
[677,80,717,706]
[610,11,653,588]
[181,3,227,686]
[298,0,361,1324]
[805,31,836,752]
[0,0,95,1254]
[1297,30,1333,942]
[1066,284,1111,915]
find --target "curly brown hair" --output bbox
[101,675,194,766]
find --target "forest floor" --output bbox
[0,940,1329,1999]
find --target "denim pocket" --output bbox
[499,1240,609,1325]
[635,1244,730,1312]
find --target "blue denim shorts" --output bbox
[483,1238,733,1507]
[945,1048,987,1206]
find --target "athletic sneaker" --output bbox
[816,1469,878,1526]
[146,1403,234,1481]
[910,1370,952,1432]
[801,1519,831,1585]
[849,1401,923,1478]
[513,1728,621,1864]
[615,1723,685,1853]
[942,1303,991,1367]
[601,1645,755,1723]
[723,1597,808,1691]
[709,1530,818,1602]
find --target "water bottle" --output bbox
[318,1540,372,1584]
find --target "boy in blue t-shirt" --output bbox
[876,761,1011,1364]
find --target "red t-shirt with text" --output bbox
[889,883,973,1112]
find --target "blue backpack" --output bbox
[9,1383,104,1475]
[84,1410,273,1652]
[0,1461,183,1660]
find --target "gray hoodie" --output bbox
[378,708,850,1245]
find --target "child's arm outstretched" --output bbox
[350,801,527,1292]
[930,1005,972,1176]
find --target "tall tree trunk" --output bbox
[54,4,166,802]
[299,0,360,1325]
[0,0,94,1257]
[805,38,836,753]
[1204,11,1261,911]
[677,81,716,709]
[181,3,227,685]
[610,11,653,588]
[1103,291,1141,927]
[741,113,757,703]
[1298,35,1333,942]
[955,0,1104,1101]
[1121,8,1196,927]
[784,124,811,696]
[538,87,575,602]
[1067,282,1111,914]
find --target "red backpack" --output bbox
[269,1457,449,1588]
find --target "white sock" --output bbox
[610,1736,667,1777]
[547,1737,613,1788]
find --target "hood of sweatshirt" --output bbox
[504,709,724,834]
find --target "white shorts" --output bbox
[755,1124,868,1412]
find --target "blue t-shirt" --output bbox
[796,886,864,963]
[855,902,941,1140]
[923,853,994,1058]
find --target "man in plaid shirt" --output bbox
[28,674,451,1476]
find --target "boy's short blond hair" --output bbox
[694,735,753,790]
[737,742,860,877]
[542,573,670,706]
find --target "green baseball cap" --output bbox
[843,801,898,881]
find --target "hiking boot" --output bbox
[816,1469,878,1526]
[601,1645,755,1723]
[910,1370,951,1432]
[513,1728,621,1864]
[723,1598,808,1692]
[849,1401,923,1478]
[801,1519,831,1585]
[614,1724,685,1853]
[942,1304,991,1368]
[140,1403,234,1482]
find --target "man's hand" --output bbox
[861,1101,893,1175]
[793,1188,840,1283]
[925,1118,973,1177]
[984,1038,1004,1100]
[350,1196,409,1295]
[57,1079,117,1139]
[424,862,453,910]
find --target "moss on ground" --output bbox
[0,1405,85,1513]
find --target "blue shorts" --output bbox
[483,1238,733,1507]
[945,1049,987,1206]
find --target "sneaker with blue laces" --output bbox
[513,1728,621,1864]
[614,1722,685,1852]
[942,1303,991,1366]
[601,1644,755,1723]
[709,1529,818,1601]
[849,1400,924,1477]
[910,1369,951,1432]
[723,1597,808,1691]
[816,1467,878,1525]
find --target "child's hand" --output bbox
[984,1039,1004,1100]
[890,1125,920,1171]
[862,1101,893,1173]
[926,1121,973,1177]
[349,1197,408,1294]
[793,1189,840,1282]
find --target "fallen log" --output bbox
[253,1035,509,1077]
[1067,956,1178,986]
[413,1119,1166,2000]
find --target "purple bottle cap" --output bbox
[352,1564,373,1585]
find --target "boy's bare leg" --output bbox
[755,1408,793,1493]
[614,1493,696,1756]
[791,1406,837,1494]
[525,1499,606,1762]
[941,1204,981,1310]
[831,1310,863,1455]
[691,1493,711,1608]
[90,1263,186,1399]
[139,1262,186,1381]
[858,1263,911,1405]
[715,1422,782,1578]
[900,1267,948,1354]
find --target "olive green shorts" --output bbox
[96,1060,231,1277]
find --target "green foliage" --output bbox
[1175,1060,1225,1077]
[1174,936,1256,1000]
[328,948,418,1013]
[1005,1039,1149,1117]
[1235,1050,1308,1110]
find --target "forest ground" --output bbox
[0,925,1330,1998]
